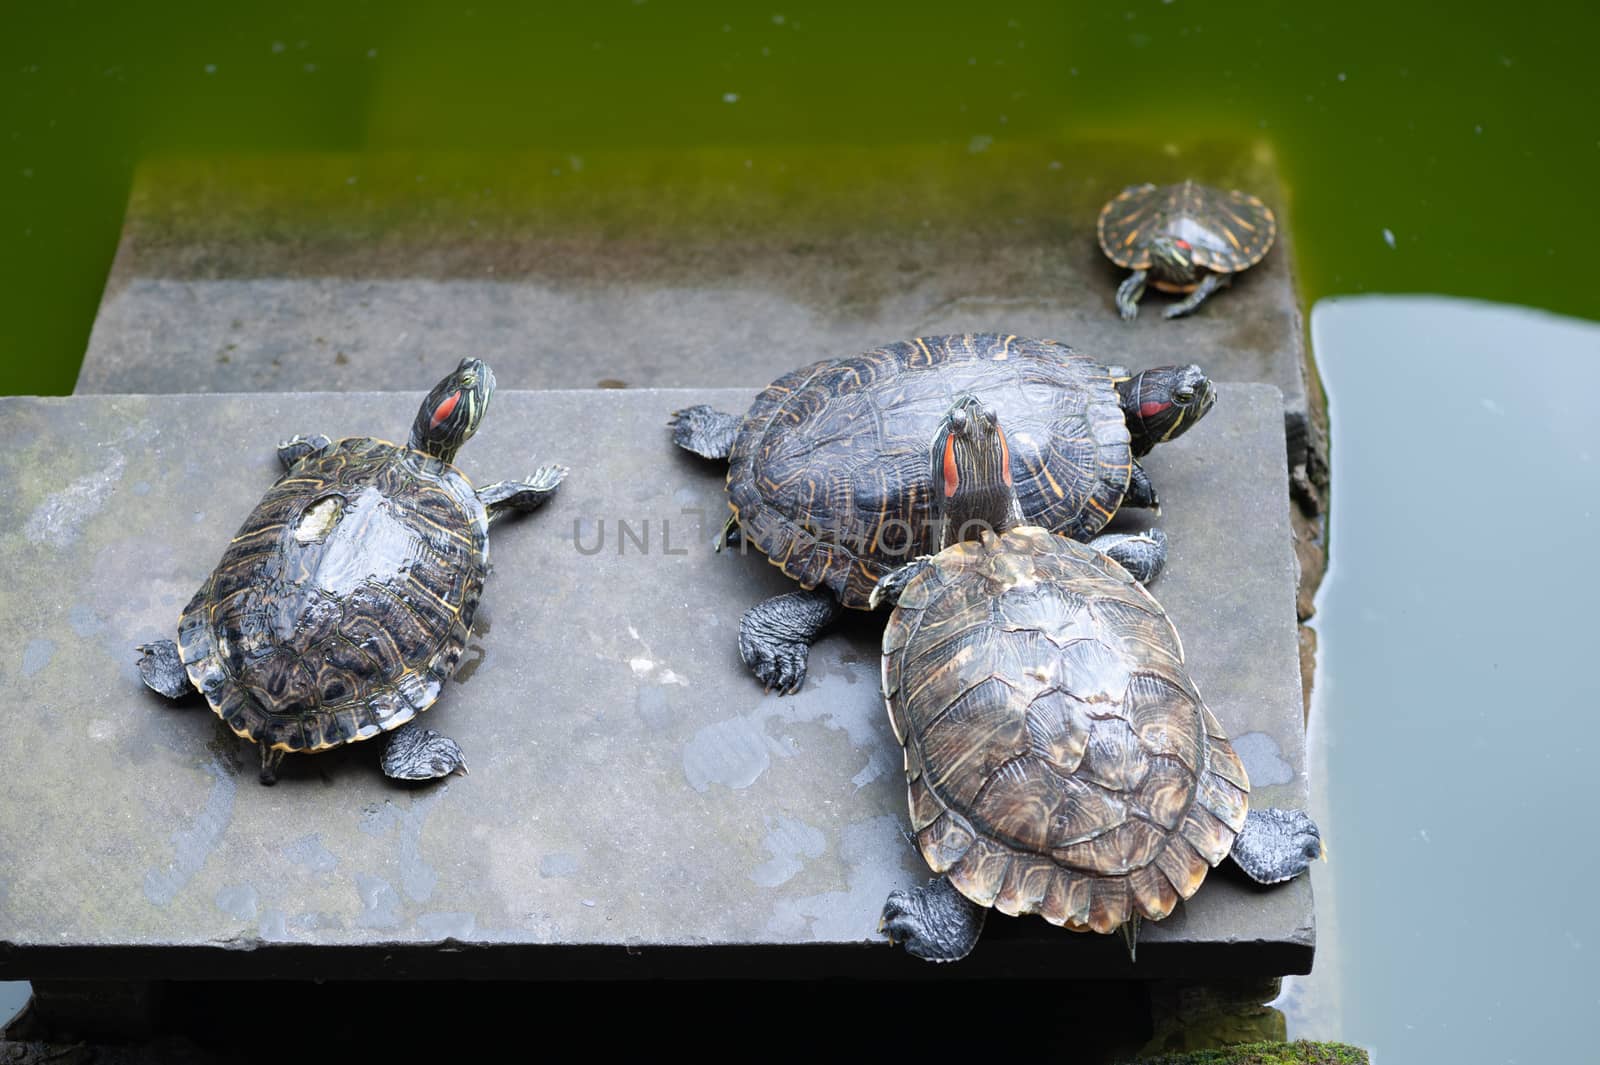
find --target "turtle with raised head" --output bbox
[669,333,1214,694]
[1098,180,1277,320]
[872,395,1321,961]
[137,359,568,785]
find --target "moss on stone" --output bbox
[121,138,1281,280]
[1135,1041,1370,1065]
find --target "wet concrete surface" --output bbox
[0,385,1311,980]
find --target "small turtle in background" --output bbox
[1098,180,1277,320]
[669,334,1215,694]
[138,359,568,785]
[873,395,1321,962]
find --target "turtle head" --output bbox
[409,358,495,462]
[931,394,1024,548]
[1117,364,1215,457]
[1148,234,1200,285]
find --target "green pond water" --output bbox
[2,0,1596,394]
[3,1,1598,1056]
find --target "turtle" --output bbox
[871,395,1322,961]
[668,333,1214,694]
[136,359,568,785]
[1097,180,1277,321]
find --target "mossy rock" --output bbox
[1135,1041,1370,1065]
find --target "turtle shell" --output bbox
[880,526,1250,934]
[1098,181,1276,275]
[726,334,1132,608]
[175,437,489,756]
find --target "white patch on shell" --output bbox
[294,494,346,543]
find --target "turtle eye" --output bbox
[1175,388,1194,403]
[460,371,477,388]
[949,407,969,432]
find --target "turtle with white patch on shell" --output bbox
[137,359,567,785]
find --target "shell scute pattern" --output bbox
[178,438,489,754]
[884,528,1251,933]
[729,335,1130,607]
[1098,181,1277,274]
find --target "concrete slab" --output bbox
[74,141,1311,464]
[0,384,1310,980]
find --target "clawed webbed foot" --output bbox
[739,635,811,696]
[526,463,569,494]
[381,722,467,781]
[277,434,332,470]
[480,466,567,518]
[1231,808,1324,884]
[736,589,839,695]
[137,639,191,700]
[880,877,986,962]
[669,405,741,461]
[868,557,935,610]
[1090,528,1168,586]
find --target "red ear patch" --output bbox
[943,434,960,498]
[1175,239,1192,251]
[1139,400,1171,419]
[998,426,1013,486]
[429,390,462,429]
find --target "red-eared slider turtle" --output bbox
[669,333,1214,694]
[872,396,1321,961]
[137,359,568,785]
[1098,181,1277,320]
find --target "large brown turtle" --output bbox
[137,359,568,784]
[669,333,1214,694]
[872,395,1321,961]
[1098,181,1277,320]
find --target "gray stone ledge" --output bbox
[0,385,1309,980]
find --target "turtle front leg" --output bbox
[1163,272,1229,319]
[1116,269,1148,321]
[738,588,841,695]
[136,639,192,700]
[478,464,569,522]
[1089,528,1167,586]
[868,557,936,610]
[669,405,742,461]
[880,877,987,962]
[1123,462,1160,512]
[1229,808,1325,884]
[277,434,331,471]
[380,721,467,781]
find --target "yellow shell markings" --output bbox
[883,527,1242,928]
[727,336,1133,605]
